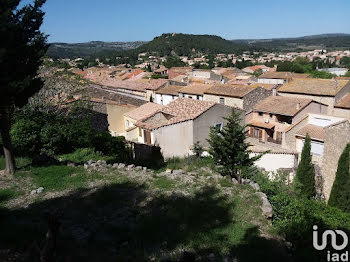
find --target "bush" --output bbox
[249,170,350,261]
[10,119,42,156]
[59,148,116,164]
[92,132,131,163]
[10,106,130,163]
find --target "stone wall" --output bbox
[282,116,309,149]
[243,87,271,112]
[321,120,350,200]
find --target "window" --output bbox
[189,96,193,99]
[269,113,273,118]
[219,97,225,104]
[215,123,223,131]
[258,112,263,116]
[254,128,260,137]
[126,120,130,127]
[138,128,142,137]
[196,95,200,100]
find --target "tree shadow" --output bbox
[0,181,290,261]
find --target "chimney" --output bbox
[296,103,301,110]
[102,96,106,103]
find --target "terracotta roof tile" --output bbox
[295,124,325,141]
[156,85,183,95]
[254,96,313,116]
[278,78,350,96]
[204,84,255,98]
[135,98,216,130]
[178,84,213,95]
[259,71,293,79]
[124,102,164,121]
[249,121,275,129]
[335,93,350,109]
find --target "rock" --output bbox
[208,253,215,260]
[165,169,172,174]
[107,164,112,168]
[84,163,89,169]
[87,159,95,165]
[256,192,273,218]
[36,187,44,194]
[127,164,135,170]
[118,163,126,169]
[242,178,251,184]
[172,169,183,175]
[142,167,148,171]
[135,166,142,170]
[67,162,75,167]
[249,182,260,191]
[112,163,119,168]
[231,178,238,184]
[30,190,37,195]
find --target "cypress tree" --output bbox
[328,143,350,212]
[294,134,315,198]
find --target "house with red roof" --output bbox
[134,98,233,158]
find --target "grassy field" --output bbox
[0,156,289,261]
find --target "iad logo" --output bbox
[313,225,349,261]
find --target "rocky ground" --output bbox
[0,160,288,262]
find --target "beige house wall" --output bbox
[282,116,309,149]
[293,102,328,123]
[152,120,194,158]
[203,94,244,109]
[107,104,136,136]
[331,107,350,119]
[193,104,233,148]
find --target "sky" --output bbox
[21,0,350,43]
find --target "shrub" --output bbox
[192,141,203,158]
[59,148,116,164]
[10,119,42,156]
[10,106,130,163]
[92,132,131,163]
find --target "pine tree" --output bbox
[328,143,350,212]
[0,0,48,175]
[294,134,315,198]
[207,109,261,183]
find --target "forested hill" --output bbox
[47,41,146,59]
[232,34,350,51]
[132,33,251,56]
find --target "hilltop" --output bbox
[133,33,250,56]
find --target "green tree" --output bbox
[294,134,315,198]
[0,0,48,175]
[328,144,350,212]
[207,109,261,183]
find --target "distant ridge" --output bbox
[231,33,350,51]
[46,33,350,59]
